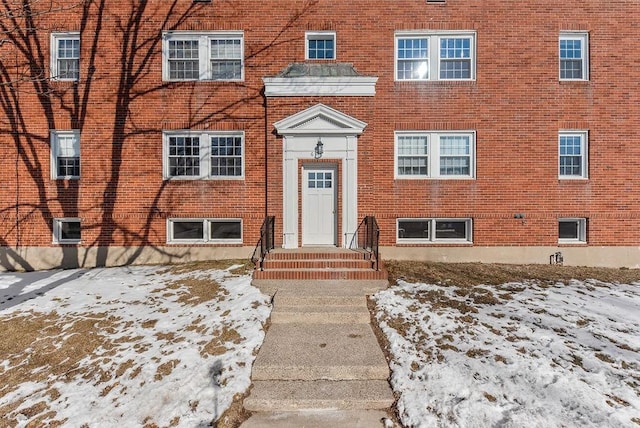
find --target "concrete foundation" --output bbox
[1,245,639,271]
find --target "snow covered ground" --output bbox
[3,265,640,428]
[374,279,640,428]
[0,265,270,427]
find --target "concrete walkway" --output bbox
[241,280,395,427]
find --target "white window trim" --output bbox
[50,32,80,81]
[558,130,588,180]
[394,131,476,179]
[53,218,81,244]
[162,130,245,180]
[50,130,80,180]
[558,218,587,244]
[162,31,244,81]
[395,30,476,81]
[397,218,473,244]
[167,218,243,244]
[559,32,589,81]
[305,31,336,60]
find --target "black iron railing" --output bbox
[349,215,380,271]
[251,216,275,270]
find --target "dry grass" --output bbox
[160,259,253,276]
[0,267,246,427]
[386,260,640,287]
[0,311,126,427]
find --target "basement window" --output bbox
[558,218,587,243]
[53,218,81,244]
[168,219,242,243]
[397,218,472,243]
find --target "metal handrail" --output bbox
[251,216,275,270]
[349,215,380,271]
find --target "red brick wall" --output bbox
[1,1,638,254]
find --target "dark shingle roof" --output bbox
[274,63,362,78]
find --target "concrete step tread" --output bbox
[240,410,391,428]
[272,305,370,313]
[274,296,367,308]
[270,312,371,325]
[243,380,395,411]
[252,279,389,298]
[252,323,389,381]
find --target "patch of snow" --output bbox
[0,265,271,427]
[374,279,640,428]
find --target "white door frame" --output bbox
[302,164,337,246]
[274,104,367,249]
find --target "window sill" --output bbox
[166,242,243,246]
[395,79,476,87]
[164,79,244,84]
[396,242,473,246]
[164,176,245,181]
[395,177,476,181]
[558,177,589,181]
[559,80,590,85]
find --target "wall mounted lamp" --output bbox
[314,137,324,159]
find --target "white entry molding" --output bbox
[274,103,367,249]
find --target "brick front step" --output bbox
[266,250,371,261]
[253,268,387,280]
[262,259,374,270]
[253,249,387,281]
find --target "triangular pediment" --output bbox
[274,103,367,135]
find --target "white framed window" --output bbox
[397,218,472,243]
[51,33,80,81]
[306,32,336,60]
[395,131,475,179]
[51,130,80,179]
[53,218,81,243]
[559,218,587,243]
[395,31,476,81]
[560,32,588,81]
[167,219,242,243]
[559,131,588,179]
[162,31,244,81]
[163,131,244,180]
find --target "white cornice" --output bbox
[263,76,378,97]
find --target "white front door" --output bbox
[302,166,336,246]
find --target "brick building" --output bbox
[0,0,638,270]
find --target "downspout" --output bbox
[261,86,268,218]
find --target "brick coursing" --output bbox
[1,1,638,253]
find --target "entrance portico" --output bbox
[274,104,367,249]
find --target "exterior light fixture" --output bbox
[314,137,324,159]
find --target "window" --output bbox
[51,131,80,179]
[395,131,475,179]
[559,131,588,179]
[53,218,81,243]
[559,218,587,243]
[163,32,243,81]
[164,131,244,179]
[560,32,588,80]
[397,218,472,243]
[51,33,80,81]
[395,31,475,81]
[306,32,336,60]
[168,219,242,243]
